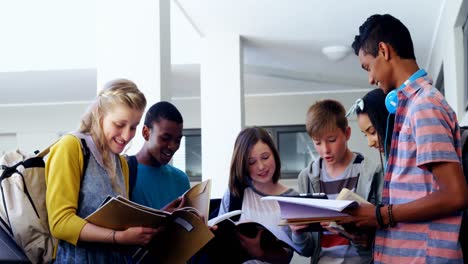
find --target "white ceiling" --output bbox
[0,0,445,105]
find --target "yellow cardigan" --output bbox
[45,135,129,246]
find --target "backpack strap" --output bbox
[354,153,364,164]
[228,190,243,222]
[126,155,138,196]
[79,138,91,175]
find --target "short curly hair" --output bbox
[352,14,415,60]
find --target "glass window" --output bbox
[272,126,316,178]
[278,131,316,177]
[179,126,316,181]
[172,129,202,181]
[184,134,202,180]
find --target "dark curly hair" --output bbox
[144,101,183,128]
[352,14,415,60]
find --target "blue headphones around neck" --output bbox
[385,69,427,113]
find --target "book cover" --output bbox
[138,209,214,264]
[182,179,211,223]
[85,180,214,264]
[205,217,302,263]
[85,196,169,229]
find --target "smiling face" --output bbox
[358,45,395,94]
[357,113,383,153]
[312,126,350,166]
[102,105,143,154]
[247,141,277,185]
[143,118,183,166]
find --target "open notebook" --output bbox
[261,195,358,225]
[85,180,213,264]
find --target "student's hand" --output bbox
[161,196,185,212]
[339,203,378,228]
[288,224,309,233]
[238,229,265,259]
[239,229,291,263]
[209,225,218,232]
[116,226,160,246]
[320,222,339,233]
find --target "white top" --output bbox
[239,187,297,264]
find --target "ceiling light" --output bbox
[322,45,353,62]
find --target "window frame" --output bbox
[181,125,313,181]
[263,125,312,179]
[182,128,202,182]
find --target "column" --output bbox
[201,34,244,198]
[96,0,171,154]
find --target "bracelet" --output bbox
[375,204,388,229]
[112,230,117,244]
[387,204,396,227]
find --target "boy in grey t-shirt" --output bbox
[291,99,382,264]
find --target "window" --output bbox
[184,133,202,181]
[265,126,317,178]
[173,129,202,181]
[177,125,315,181]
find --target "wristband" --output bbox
[375,204,388,229]
[387,204,396,227]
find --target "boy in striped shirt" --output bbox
[345,14,468,263]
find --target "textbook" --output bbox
[205,215,302,263]
[182,179,212,223]
[326,188,370,241]
[207,210,243,227]
[85,180,213,264]
[261,196,358,225]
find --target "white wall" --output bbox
[0,103,88,153]
[174,89,379,165]
[428,0,468,118]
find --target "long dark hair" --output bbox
[228,127,281,197]
[356,88,394,153]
